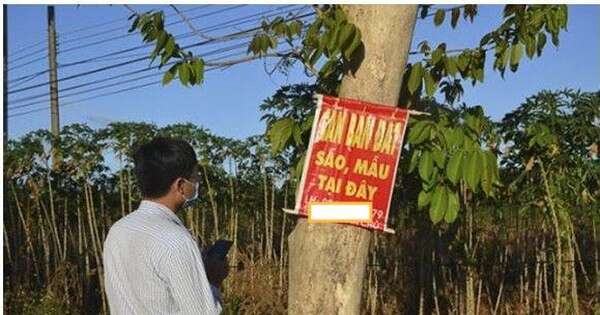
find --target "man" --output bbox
[103,137,228,314]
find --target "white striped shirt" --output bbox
[103,200,222,315]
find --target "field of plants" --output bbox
[3,85,599,314]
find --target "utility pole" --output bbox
[3,4,8,148]
[287,5,418,314]
[47,5,60,169]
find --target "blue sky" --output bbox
[5,4,600,142]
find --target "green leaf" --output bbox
[443,127,464,147]
[551,33,560,47]
[463,149,483,191]
[408,63,424,94]
[432,148,446,168]
[431,47,444,64]
[292,125,303,146]
[268,118,294,154]
[294,153,306,180]
[420,6,430,19]
[418,190,431,209]
[424,71,436,97]
[129,16,140,32]
[451,7,460,28]
[445,57,458,77]
[487,150,499,181]
[187,63,197,85]
[289,20,303,37]
[446,149,463,184]
[525,36,536,59]
[344,27,362,60]
[457,52,470,72]
[423,168,439,191]
[334,6,347,23]
[480,33,493,47]
[339,24,355,60]
[156,31,168,52]
[248,36,259,54]
[302,114,315,131]
[165,36,176,57]
[269,36,278,50]
[319,59,338,78]
[444,190,459,223]
[309,48,323,67]
[191,59,205,85]
[537,33,547,56]
[434,9,446,26]
[464,113,481,135]
[178,63,190,86]
[408,121,432,145]
[408,150,420,173]
[162,64,178,85]
[510,43,523,72]
[327,26,340,55]
[419,150,434,182]
[430,185,448,224]
[480,150,494,196]
[473,68,484,83]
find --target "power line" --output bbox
[8,37,257,108]
[57,5,248,56]
[59,5,207,43]
[7,53,47,73]
[8,45,296,118]
[61,5,223,48]
[5,5,235,72]
[7,5,304,85]
[9,46,46,64]
[7,10,315,95]
[7,13,312,109]
[8,5,164,58]
[7,39,46,60]
[8,63,231,118]
[8,29,303,110]
[56,5,297,58]
[8,70,47,88]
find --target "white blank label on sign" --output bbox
[308,202,372,223]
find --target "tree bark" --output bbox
[287,5,417,314]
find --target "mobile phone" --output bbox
[205,240,233,260]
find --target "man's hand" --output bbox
[204,253,229,288]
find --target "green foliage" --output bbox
[247,5,363,80]
[401,5,568,107]
[128,11,205,86]
[259,84,319,179]
[500,90,600,191]
[267,118,294,154]
[407,105,501,224]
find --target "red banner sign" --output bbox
[293,94,410,232]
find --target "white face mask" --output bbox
[182,179,199,208]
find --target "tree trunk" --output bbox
[119,155,126,217]
[201,164,220,240]
[287,5,417,314]
[593,218,599,290]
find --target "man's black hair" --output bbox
[133,137,197,198]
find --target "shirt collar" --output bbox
[138,200,185,227]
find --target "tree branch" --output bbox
[408,45,494,56]
[205,51,294,68]
[123,4,137,15]
[169,4,216,41]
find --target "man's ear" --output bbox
[172,177,186,195]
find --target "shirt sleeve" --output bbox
[160,236,222,315]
